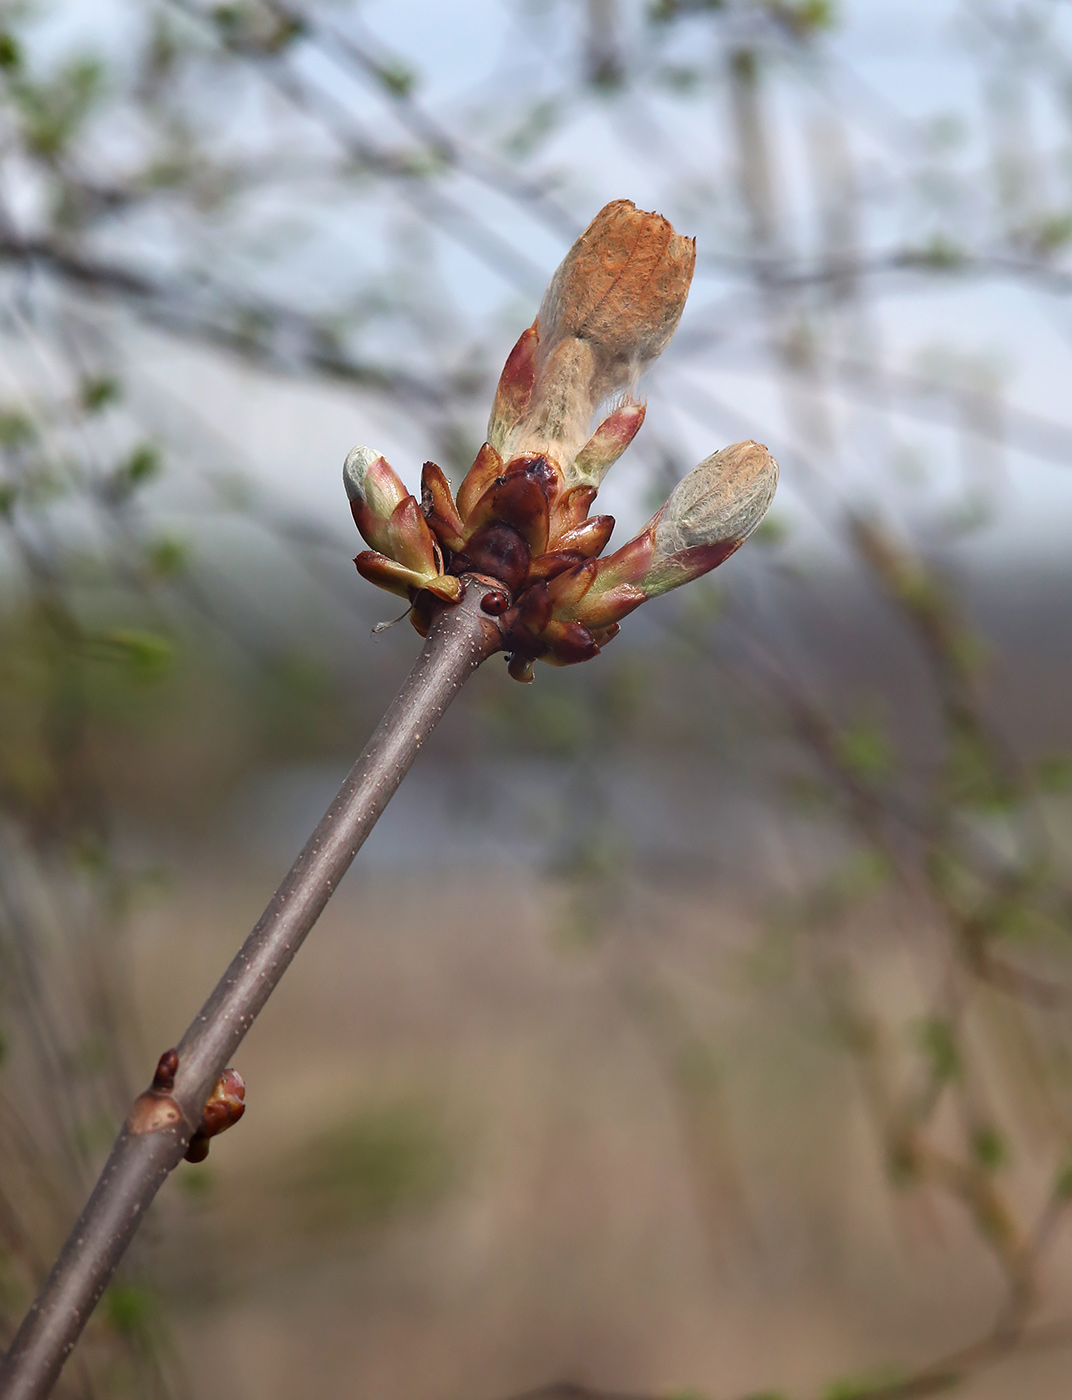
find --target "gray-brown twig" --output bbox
[0,578,502,1400]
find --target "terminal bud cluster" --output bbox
[345,199,778,681]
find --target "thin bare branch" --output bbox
[0,579,503,1400]
[0,234,445,403]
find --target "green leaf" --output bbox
[830,849,893,903]
[1035,754,1072,794]
[912,1016,960,1084]
[1053,1160,1072,1200]
[0,411,33,446]
[146,536,188,578]
[80,375,120,413]
[971,1124,1007,1172]
[290,1101,454,1233]
[1033,210,1072,253]
[14,57,105,159]
[91,629,174,680]
[107,444,162,500]
[791,0,838,33]
[502,99,559,158]
[0,31,20,71]
[125,444,161,484]
[914,235,966,270]
[656,64,703,93]
[103,1281,155,1336]
[947,626,988,676]
[823,1366,909,1400]
[378,60,415,96]
[211,4,244,34]
[839,716,893,782]
[945,721,1013,812]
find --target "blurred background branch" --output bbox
[3,1,1072,1398]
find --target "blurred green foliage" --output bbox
[287,1101,454,1235]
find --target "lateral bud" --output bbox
[644,439,778,595]
[185,1067,247,1164]
[127,1048,184,1136]
[563,440,778,629]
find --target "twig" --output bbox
[823,1315,1072,1400]
[494,1386,653,1400]
[0,578,503,1400]
[487,1316,1072,1400]
[0,234,445,404]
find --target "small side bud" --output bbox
[563,440,778,630]
[127,1048,184,1136]
[569,400,646,488]
[185,1067,247,1164]
[421,461,465,549]
[344,446,453,601]
[645,440,778,595]
[151,1048,178,1092]
[456,442,505,522]
[343,446,407,518]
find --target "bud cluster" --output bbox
[345,200,778,681]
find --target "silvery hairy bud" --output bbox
[548,441,779,635]
[646,439,779,595]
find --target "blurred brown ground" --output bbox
[126,862,1072,1400]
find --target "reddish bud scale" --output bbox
[641,538,743,597]
[527,549,589,583]
[508,654,536,683]
[551,485,598,538]
[152,1049,178,1092]
[421,461,465,549]
[423,443,616,669]
[568,582,647,632]
[570,401,646,486]
[385,496,440,577]
[348,426,770,675]
[487,324,539,454]
[466,468,552,556]
[554,515,615,557]
[457,442,504,520]
[554,528,655,630]
[452,522,531,592]
[350,497,392,558]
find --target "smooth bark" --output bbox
[0,580,502,1400]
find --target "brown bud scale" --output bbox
[127,1049,185,1137]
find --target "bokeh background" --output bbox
[4,2,1072,1397]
